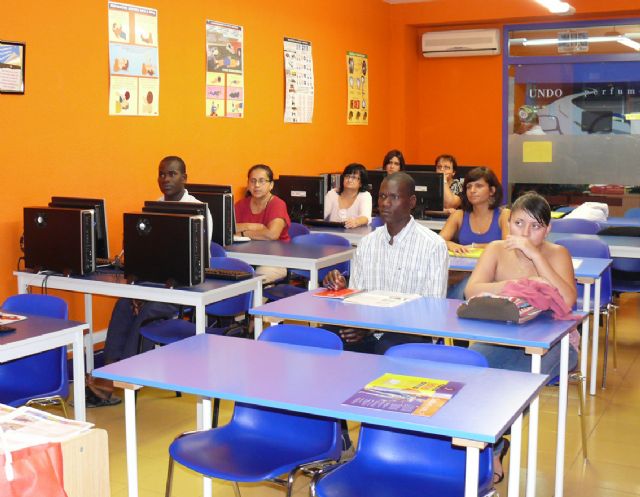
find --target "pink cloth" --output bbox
[235,195,291,241]
[501,279,577,321]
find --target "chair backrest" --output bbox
[230,324,343,460]
[555,238,612,305]
[259,324,342,350]
[0,294,69,406]
[624,207,640,218]
[289,222,311,238]
[350,342,493,495]
[210,242,226,258]
[384,342,489,367]
[291,233,351,281]
[551,218,601,234]
[370,216,384,228]
[204,257,255,317]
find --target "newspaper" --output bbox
[0,404,94,452]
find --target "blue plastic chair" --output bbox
[551,218,601,234]
[370,216,384,229]
[312,343,493,497]
[139,257,255,346]
[624,207,640,218]
[165,324,343,497]
[555,238,616,388]
[210,241,227,258]
[262,233,351,302]
[289,222,311,238]
[0,294,70,417]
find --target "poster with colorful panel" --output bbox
[347,51,368,125]
[206,20,244,118]
[284,37,314,123]
[108,2,159,116]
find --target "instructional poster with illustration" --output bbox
[108,2,159,116]
[347,51,368,125]
[284,37,314,123]
[205,20,244,118]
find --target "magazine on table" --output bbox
[0,404,94,451]
[343,373,464,417]
[342,290,420,307]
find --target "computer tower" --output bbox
[189,192,234,246]
[23,206,95,275]
[123,212,205,287]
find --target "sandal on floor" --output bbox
[85,386,121,408]
[493,437,511,484]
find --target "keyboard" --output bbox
[205,268,253,281]
[304,219,345,228]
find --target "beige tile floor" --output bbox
[80,292,640,497]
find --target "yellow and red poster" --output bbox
[108,2,159,116]
[206,20,244,118]
[347,51,368,125]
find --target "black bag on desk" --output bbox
[456,295,542,324]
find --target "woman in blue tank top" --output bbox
[440,167,510,254]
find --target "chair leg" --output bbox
[601,309,611,390]
[165,456,175,497]
[611,304,618,370]
[213,398,220,428]
[574,373,588,460]
[233,481,241,497]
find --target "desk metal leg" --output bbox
[590,278,601,396]
[464,446,480,497]
[124,388,139,497]
[195,304,206,335]
[16,275,28,294]
[580,283,591,400]
[72,328,86,422]
[309,268,318,290]
[554,336,569,497]
[253,278,263,339]
[84,293,94,372]
[508,413,523,497]
[525,354,541,497]
[201,398,213,497]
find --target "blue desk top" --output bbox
[251,291,584,349]
[0,314,84,348]
[225,240,353,259]
[449,256,612,280]
[548,232,640,258]
[93,334,547,443]
[599,217,640,228]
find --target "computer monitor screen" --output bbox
[49,196,109,259]
[366,170,386,213]
[185,183,232,194]
[142,201,210,267]
[274,175,325,222]
[406,171,445,216]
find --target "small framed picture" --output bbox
[0,40,26,94]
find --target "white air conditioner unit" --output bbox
[421,28,501,58]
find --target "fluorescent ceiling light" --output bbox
[616,35,640,51]
[534,0,575,14]
[519,34,640,50]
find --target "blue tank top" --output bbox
[458,209,502,245]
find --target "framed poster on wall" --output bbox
[0,41,25,94]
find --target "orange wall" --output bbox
[0,0,392,323]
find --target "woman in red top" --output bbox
[235,164,291,282]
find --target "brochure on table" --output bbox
[342,290,420,307]
[0,313,26,326]
[343,373,464,417]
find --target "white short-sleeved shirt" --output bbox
[323,189,372,224]
[349,217,448,297]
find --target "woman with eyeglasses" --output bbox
[235,164,291,283]
[382,149,405,174]
[435,154,463,213]
[324,163,372,228]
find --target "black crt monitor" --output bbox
[274,175,325,223]
[366,170,387,214]
[406,171,445,217]
[186,183,232,194]
[142,201,210,268]
[405,164,479,179]
[49,197,109,259]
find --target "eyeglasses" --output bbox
[436,164,453,171]
[344,174,361,181]
[249,178,270,186]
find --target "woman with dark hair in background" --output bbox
[435,153,463,213]
[382,149,405,174]
[235,164,291,282]
[324,163,372,228]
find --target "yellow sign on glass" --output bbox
[523,141,552,163]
